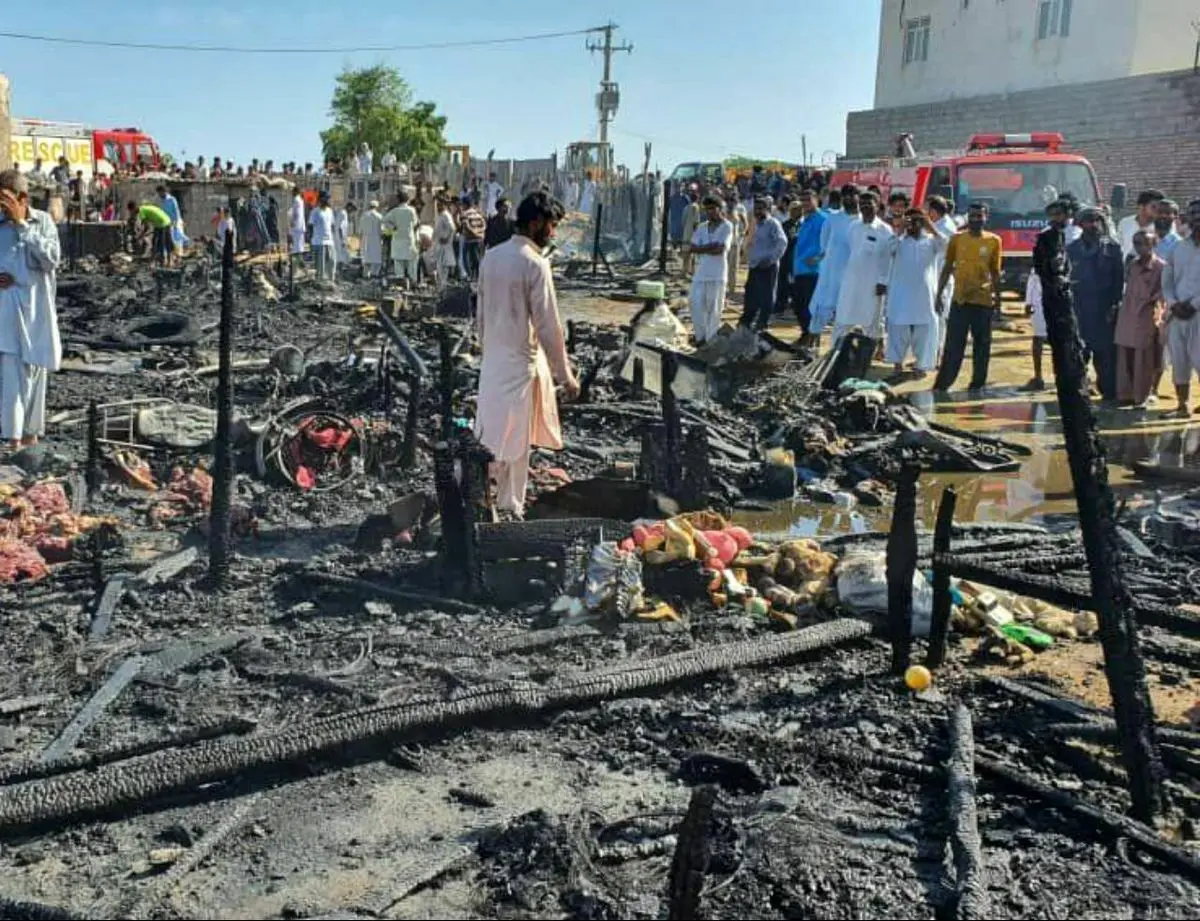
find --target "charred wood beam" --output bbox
[37,657,145,766]
[0,896,80,920]
[402,372,422,468]
[666,785,716,920]
[0,716,256,788]
[661,351,682,495]
[982,675,1108,723]
[375,305,428,379]
[85,401,101,500]
[208,231,237,588]
[631,356,645,398]
[0,620,870,836]
[886,461,920,675]
[926,487,957,669]
[1040,235,1166,822]
[297,571,485,616]
[439,325,455,441]
[1044,720,1200,751]
[658,178,670,274]
[976,752,1200,882]
[946,705,987,919]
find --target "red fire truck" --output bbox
[9,119,162,179]
[832,133,1104,290]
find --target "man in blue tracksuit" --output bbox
[790,188,826,344]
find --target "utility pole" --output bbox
[587,22,632,174]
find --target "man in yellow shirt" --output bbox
[932,202,1003,394]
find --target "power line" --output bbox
[0,25,602,55]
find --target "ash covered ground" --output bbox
[0,251,1198,920]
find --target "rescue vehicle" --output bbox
[9,119,162,180]
[833,133,1108,290]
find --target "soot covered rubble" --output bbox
[0,251,1196,920]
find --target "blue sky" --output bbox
[3,0,881,171]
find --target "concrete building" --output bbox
[847,1,1200,202]
[873,0,1196,110]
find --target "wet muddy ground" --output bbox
[0,255,1197,919]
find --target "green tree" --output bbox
[319,65,448,166]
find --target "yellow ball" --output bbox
[905,665,933,692]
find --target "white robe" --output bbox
[810,210,858,329]
[334,209,351,264]
[360,209,384,269]
[578,180,596,216]
[485,181,504,218]
[836,218,894,336]
[383,204,418,261]
[0,209,62,371]
[289,195,306,254]
[433,211,457,269]
[0,209,61,440]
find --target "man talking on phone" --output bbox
[0,170,62,452]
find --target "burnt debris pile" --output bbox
[0,253,1197,919]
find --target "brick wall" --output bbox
[846,68,1200,203]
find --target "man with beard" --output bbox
[0,170,61,451]
[932,202,1003,394]
[1067,207,1124,403]
[807,184,860,340]
[833,191,893,345]
[474,192,580,517]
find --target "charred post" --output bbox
[658,178,670,275]
[434,440,482,597]
[85,401,102,500]
[402,371,422,468]
[680,424,712,510]
[661,351,682,495]
[926,487,958,669]
[886,461,920,675]
[591,202,604,275]
[631,356,645,399]
[946,704,987,919]
[666,784,716,921]
[439,324,455,441]
[208,232,236,588]
[1038,226,1166,822]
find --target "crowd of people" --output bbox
[679,177,1200,412]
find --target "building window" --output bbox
[1037,0,1072,39]
[903,16,931,65]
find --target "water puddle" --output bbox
[739,387,1200,537]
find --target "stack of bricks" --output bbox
[847,68,1200,205]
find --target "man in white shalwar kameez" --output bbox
[334,204,352,267]
[288,187,306,258]
[431,199,457,289]
[383,191,419,286]
[833,192,893,346]
[688,195,732,345]
[360,200,384,278]
[925,196,959,368]
[809,186,860,337]
[0,171,61,450]
[885,209,947,378]
[474,192,580,516]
